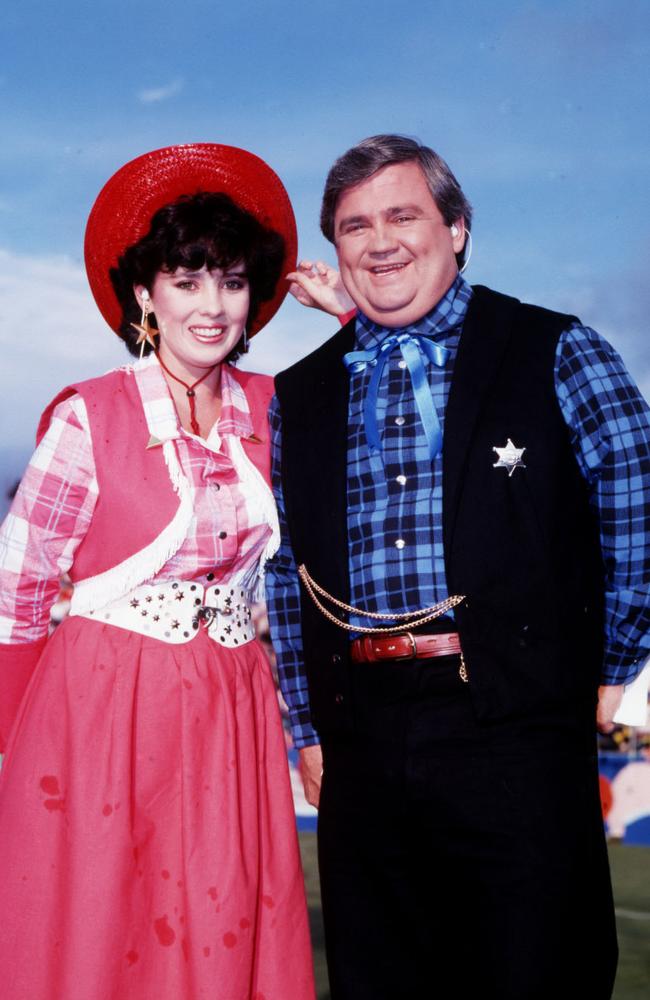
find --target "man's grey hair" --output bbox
[320,135,473,256]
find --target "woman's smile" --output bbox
[137,263,250,381]
[188,324,228,343]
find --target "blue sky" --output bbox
[1,0,649,497]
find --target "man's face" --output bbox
[333,161,465,327]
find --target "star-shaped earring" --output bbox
[131,291,158,358]
[492,438,526,477]
[131,321,158,351]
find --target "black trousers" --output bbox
[317,657,618,1000]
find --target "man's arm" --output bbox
[555,325,650,728]
[265,394,323,805]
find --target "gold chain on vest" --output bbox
[297,564,466,635]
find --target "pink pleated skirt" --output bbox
[0,616,315,1000]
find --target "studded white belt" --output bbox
[71,580,255,647]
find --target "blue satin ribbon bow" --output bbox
[343,332,450,462]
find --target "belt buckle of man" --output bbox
[296,564,468,680]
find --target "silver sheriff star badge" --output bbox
[492,438,526,477]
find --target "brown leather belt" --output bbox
[350,631,462,664]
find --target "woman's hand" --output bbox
[287,260,355,318]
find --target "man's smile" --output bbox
[368,262,410,276]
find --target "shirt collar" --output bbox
[355,273,473,351]
[132,354,253,443]
[218,365,254,439]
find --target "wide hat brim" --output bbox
[84,143,297,337]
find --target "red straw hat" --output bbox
[84,143,297,337]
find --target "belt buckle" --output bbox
[194,605,218,629]
[392,632,416,661]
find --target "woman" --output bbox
[0,144,315,1000]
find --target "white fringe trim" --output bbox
[70,439,194,615]
[228,436,280,604]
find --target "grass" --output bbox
[299,834,650,1000]
[609,844,650,999]
[299,833,330,1000]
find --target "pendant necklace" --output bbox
[156,353,219,437]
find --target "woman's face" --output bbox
[136,263,250,381]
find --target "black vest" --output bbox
[274,286,604,736]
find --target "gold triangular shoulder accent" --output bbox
[146,435,164,449]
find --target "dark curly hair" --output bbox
[109,191,285,361]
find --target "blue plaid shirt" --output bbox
[266,276,650,747]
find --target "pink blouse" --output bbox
[0,359,273,644]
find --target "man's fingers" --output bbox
[288,266,331,288]
[596,684,624,734]
[299,744,324,810]
[287,271,317,291]
[287,272,320,304]
[304,783,320,808]
[287,281,312,306]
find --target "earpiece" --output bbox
[141,289,150,302]
[450,224,459,237]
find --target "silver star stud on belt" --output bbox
[492,438,526,477]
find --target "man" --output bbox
[265,135,650,999]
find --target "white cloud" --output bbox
[137,78,184,105]
[0,247,125,447]
[0,248,121,361]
